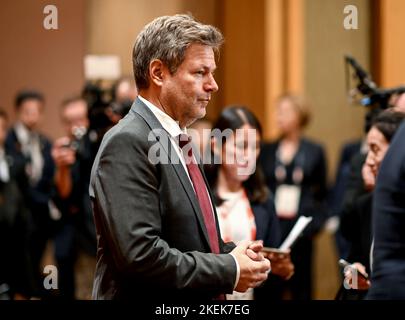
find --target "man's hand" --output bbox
[247,240,266,261]
[231,240,271,293]
[344,262,371,290]
[52,137,75,198]
[362,162,375,192]
[263,250,295,280]
[52,137,76,168]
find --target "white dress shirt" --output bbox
[0,148,10,183]
[14,122,44,185]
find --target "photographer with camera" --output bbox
[51,97,96,299]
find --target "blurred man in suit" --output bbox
[366,120,405,299]
[0,108,35,299]
[90,14,270,300]
[51,97,96,299]
[5,90,55,297]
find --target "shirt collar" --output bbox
[138,95,187,138]
[15,122,32,144]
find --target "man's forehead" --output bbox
[20,99,43,109]
[64,102,87,116]
[183,44,217,65]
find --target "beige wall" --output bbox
[304,0,371,299]
[377,0,405,87]
[220,0,266,123]
[263,0,305,139]
[86,0,183,76]
[304,0,370,181]
[0,0,85,140]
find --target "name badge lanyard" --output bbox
[274,148,305,219]
[274,148,305,186]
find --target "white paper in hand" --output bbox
[279,216,313,251]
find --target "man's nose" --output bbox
[365,152,375,166]
[204,73,218,92]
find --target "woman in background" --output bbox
[204,106,294,300]
[259,94,328,300]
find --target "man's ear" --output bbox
[149,59,166,87]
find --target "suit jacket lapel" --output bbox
[131,98,212,250]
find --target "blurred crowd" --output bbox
[0,77,137,300]
[1,75,405,300]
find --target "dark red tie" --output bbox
[178,134,220,254]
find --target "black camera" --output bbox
[62,126,87,152]
[345,55,405,109]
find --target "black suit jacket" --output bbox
[251,195,284,300]
[5,128,54,212]
[259,138,328,240]
[340,192,373,273]
[251,196,281,248]
[367,121,405,299]
[89,98,237,300]
[0,158,35,297]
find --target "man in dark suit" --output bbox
[366,120,405,299]
[0,108,35,299]
[5,90,55,297]
[89,14,270,300]
[51,97,96,299]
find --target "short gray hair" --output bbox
[132,14,224,90]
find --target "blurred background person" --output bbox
[259,94,328,300]
[110,76,138,104]
[328,109,380,264]
[51,96,96,299]
[389,93,405,112]
[366,117,405,299]
[83,79,136,154]
[335,96,405,292]
[105,77,138,126]
[205,106,294,300]
[5,90,55,298]
[0,108,36,300]
[328,137,365,262]
[106,99,133,126]
[340,110,405,298]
